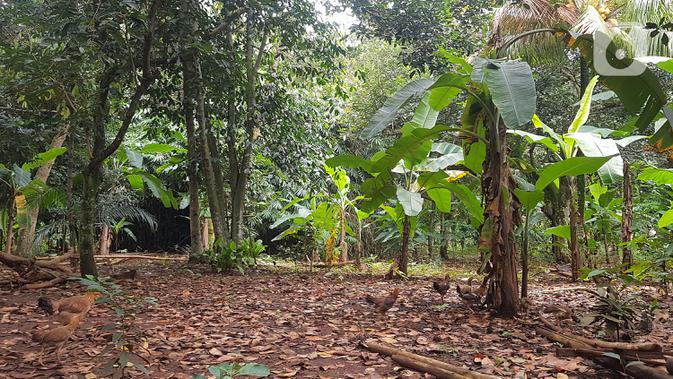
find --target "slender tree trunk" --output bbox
[98,224,111,255]
[621,162,633,267]
[229,14,267,244]
[439,213,448,260]
[15,123,70,256]
[521,211,530,298]
[206,124,229,233]
[355,218,362,267]
[481,115,520,317]
[566,177,581,281]
[4,196,16,255]
[193,60,227,243]
[427,206,435,258]
[399,216,411,275]
[339,207,348,262]
[182,59,204,255]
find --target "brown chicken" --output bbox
[32,312,86,364]
[364,288,400,314]
[456,277,487,308]
[38,291,102,316]
[432,275,451,303]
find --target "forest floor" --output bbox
[1,258,672,379]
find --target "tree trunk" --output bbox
[202,217,211,249]
[193,59,227,243]
[481,116,520,317]
[566,177,581,282]
[4,196,16,255]
[339,207,348,262]
[79,171,99,277]
[15,123,70,257]
[439,213,448,260]
[521,211,530,298]
[621,162,633,267]
[399,216,410,275]
[98,223,111,255]
[355,218,362,267]
[427,205,435,258]
[181,58,204,255]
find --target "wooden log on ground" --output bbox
[391,355,469,379]
[556,347,667,366]
[93,254,187,261]
[24,276,68,289]
[537,315,662,351]
[362,340,499,379]
[311,260,355,268]
[594,357,673,379]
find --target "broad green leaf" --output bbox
[535,156,612,191]
[437,48,473,74]
[638,167,673,185]
[507,129,558,153]
[568,76,599,133]
[588,182,607,203]
[544,225,571,240]
[463,140,485,174]
[427,188,451,213]
[396,186,423,216]
[140,143,186,154]
[417,153,463,171]
[127,174,144,191]
[237,363,271,377]
[658,59,673,74]
[658,208,673,228]
[373,125,450,172]
[574,34,667,146]
[432,142,462,154]
[532,114,565,150]
[22,147,68,171]
[513,189,543,211]
[483,60,536,128]
[362,78,436,139]
[616,135,648,147]
[428,73,466,111]
[326,154,375,175]
[567,133,622,183]
[445,182,483,224]
[12,164,31,187]
[360,172,396,213]
[409,94,439,129]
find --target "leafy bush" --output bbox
[208,238,266,274]
[80,275,157,378]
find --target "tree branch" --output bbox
[85,0,162,175]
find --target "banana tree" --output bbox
[0,147,68,255]
[328,121,482,276]
[510,76,646,280]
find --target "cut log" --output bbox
[391,355,468,379]
[362,340,499,379]
[24,277,68,289]
[311,260,355,268]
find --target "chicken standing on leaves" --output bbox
[364,288,400,314]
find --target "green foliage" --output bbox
[207,238,266,274]
[80,275,157,378]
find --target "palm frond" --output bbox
[98,204,158,232]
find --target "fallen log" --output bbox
[391,355,468,379]
[361,340,499,379]
[0,252,74,288]
[537,315,662,351]
[311,260,356,268]
[94,254,187,261]
[594,357,673,379]
[557,347,667,366]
